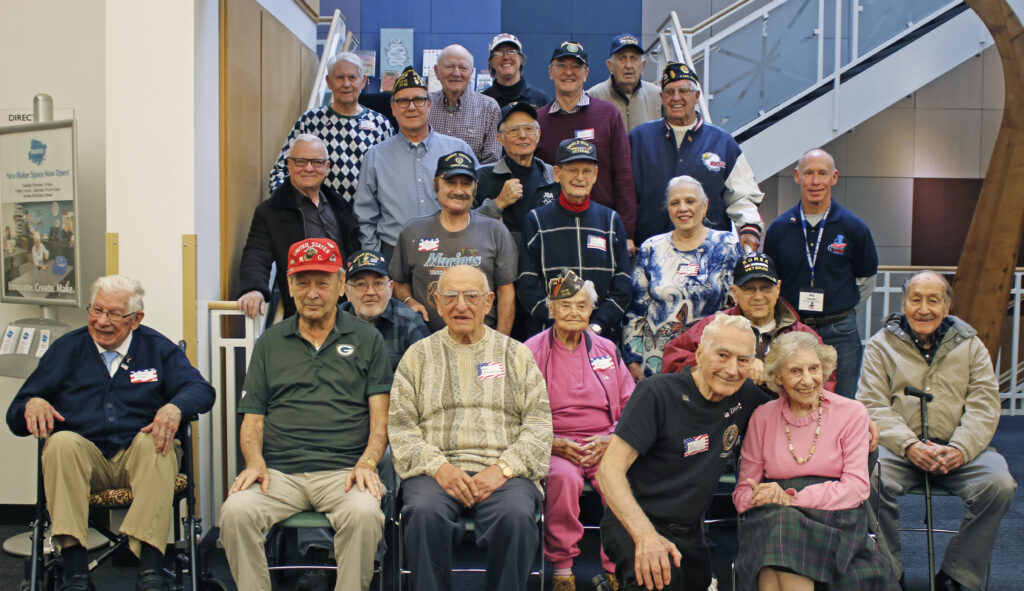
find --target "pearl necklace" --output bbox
[784,398,823,464]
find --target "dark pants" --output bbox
[401,474,541,591]
[815,313,862,399]
[601,511,711,591]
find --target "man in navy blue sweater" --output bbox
[7,275,215,591]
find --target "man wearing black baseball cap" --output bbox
[535,41,638,255]
[482,33,551,109]
[391,151,518,335]
[588,34,662,133]
[518,138,632,343]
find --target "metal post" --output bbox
[833,0,842,131]
[32,94,58,321]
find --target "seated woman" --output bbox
[732,331,895,590]
[525,270,634,591]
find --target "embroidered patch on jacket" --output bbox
[827,234,847,255]
[701,152,726,172]
[586,235,607,251]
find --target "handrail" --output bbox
[647,0,752,41]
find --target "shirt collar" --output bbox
[549,92,590,114]
[95,330,133,359]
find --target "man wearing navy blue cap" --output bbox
[588,34,662,133]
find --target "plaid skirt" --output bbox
[735,476,897,591]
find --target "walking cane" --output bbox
[905,386,935,591]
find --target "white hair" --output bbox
[700,313,754,351]
[286,133,328,158]
[666,175,707,206]
[90,275,145,313]
[326,52,365,78]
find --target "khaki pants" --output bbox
[42,430,181,557]
[218,468,384,591]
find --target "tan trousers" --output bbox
[218,467,384,591]
[42,430,181,557]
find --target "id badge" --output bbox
[798,289,825,313]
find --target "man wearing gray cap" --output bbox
[482,33,551,109]
[588,34,662,133]
[391,151,518,334]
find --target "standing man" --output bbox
[858,271,1016,591]
[219,238,393,591]
[474,102,555,248]
[237,134,360,320]
[596,314,769,591]
[341,249,430,371]
[7,276,216,591]
[389,265,552,591]
[268,52,393,200]
[764,148,877,398]
[518,139,632,342]
[482,33,551,109]
[391,151,518,334]
[427,44,502,164]
[353,67,474,259]
[535,41,637,252]
[629,62,763,249]
[587,34,662,133]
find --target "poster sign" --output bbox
[0,120,80,306]
[380,28,414,72]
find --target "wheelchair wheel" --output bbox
[198,574,229,591]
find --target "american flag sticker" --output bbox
[590,355,615,371]
[676,263,699,276]
[130,368,159,383]
[476,362,505,379]
[418,238,440,252]
[683,434,709,457]
[586,235,607,251]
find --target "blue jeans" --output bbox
[815,313,862,398]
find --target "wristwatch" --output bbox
[589,323,602,335]
[496,459,514,479]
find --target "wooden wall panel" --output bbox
[299,44,319,112]
[260,15,302,188]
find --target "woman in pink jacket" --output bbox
[525,270,634,591]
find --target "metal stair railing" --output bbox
[306,9,351,111]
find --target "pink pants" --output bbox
[544,455,614,572]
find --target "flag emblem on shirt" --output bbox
[683,434,709,457]
[590,355,614,371]
[418,238,440,252]
[676,263,699,276]
[130,368,158,383]
[586,235,607,251]
[477,362,505,379]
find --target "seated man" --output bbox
[219,238,393,591]
[6,275,216,591]
[661,252,835,392]
[596,314,770,590]
[858,271,1017,591]
[342,249,430,371]
[389,265,553,591]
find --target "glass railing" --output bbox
[648,0,962,134]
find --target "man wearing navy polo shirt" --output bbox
[764,148,878,398]
[7,275,215,591]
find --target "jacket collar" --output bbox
[268,176,345,211]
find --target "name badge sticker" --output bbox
[476,362,505,379]
[359,119,377,131]
[590,355,615,371]
[683,434,710,457]
[130,368,159,383]
[418,238,440,252]
[676,263,699,276]
[575,128,595,140]
[798,290,825,313]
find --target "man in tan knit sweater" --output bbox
[389,265,552,591]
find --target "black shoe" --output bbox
[57,575,94,591]
[935,570,965,591]
[296,569,330,591]
[135,568,170,591]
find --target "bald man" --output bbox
[427,44,502,164]
[763,148,878,399]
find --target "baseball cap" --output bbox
[498,101,538,130]
[661,62,700,88]
[555,138,598,164]
[732,253,779,286]
[550,41,588,66]
[435,151,478,180]
[286,238,343,276]
[489,33,523,53]
[345,250,389,279]
[609,34,643,57]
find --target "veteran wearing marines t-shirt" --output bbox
[596,313,769,591]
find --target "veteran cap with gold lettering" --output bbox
[435,151,477,180]
[554,138,598,165]
[661,62,700,88]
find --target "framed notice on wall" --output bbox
[0,120,81,306]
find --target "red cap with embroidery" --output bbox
[286,238,343,276]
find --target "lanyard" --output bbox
[800,207,830,288]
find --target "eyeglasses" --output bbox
[87,306,138,322]
[346,279,390,292]
[393,96,430,109]
[500,123,539,136]
[663,87,697,98]
[288,157,328,169]
[493,48,520,57]
[560,166,597,178]
[439,290,485,306]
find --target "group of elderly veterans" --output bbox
[4,29,1016,591]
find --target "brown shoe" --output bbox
[552,573,576,591]
[605,572,619,591]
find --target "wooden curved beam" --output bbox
[953,0,1024,355]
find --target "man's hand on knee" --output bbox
[24,397,64,439]
[231,462,270,495]
[633,530,682,591]
[139,403,181,456]
[345,464,385,501]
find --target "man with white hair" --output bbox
[596,313,769,591]
[268,52,393,198]
[7,275,216,591]
[427,44,502,164]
